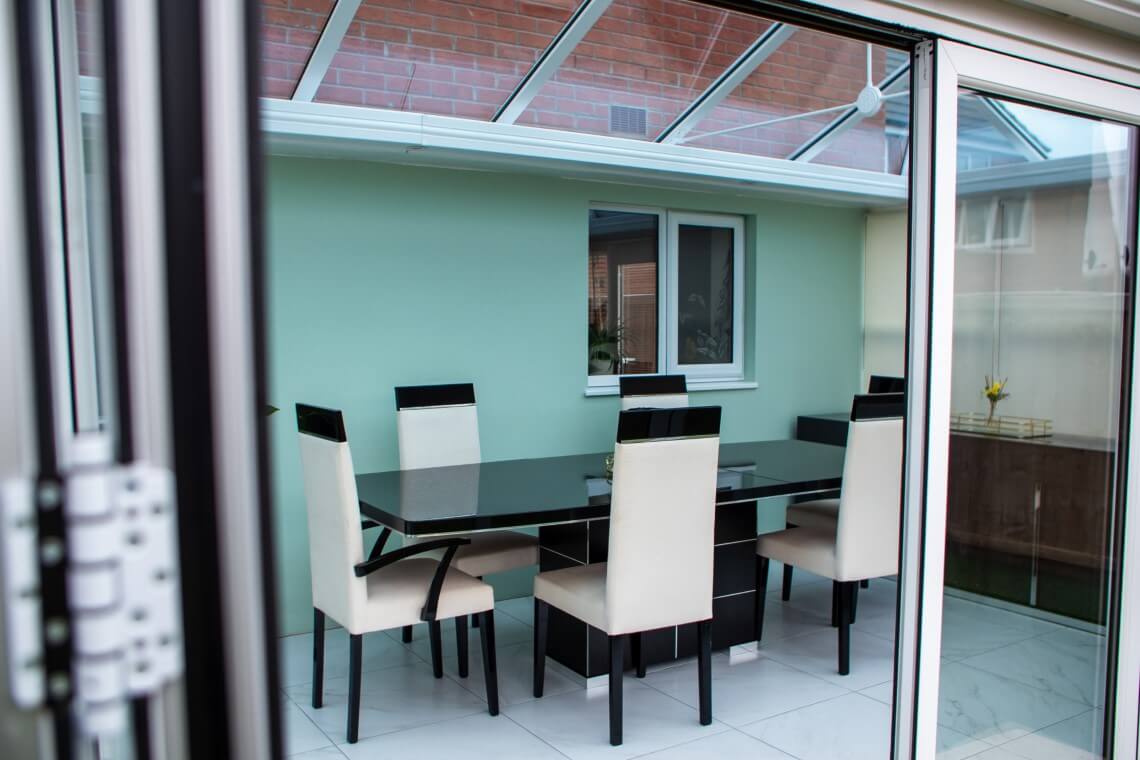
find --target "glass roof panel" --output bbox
[260,1,333,98]
[514,0,773,140]
[313,0,583,116]
[681,30,908,173]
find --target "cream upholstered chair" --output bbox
[297,404,500,743]
[756,394,903,676]
[394,383,539,639]
[618,374,689,411]
[533,406,721,746]
[781,388,905,602]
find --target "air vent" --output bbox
[610,105,647,136]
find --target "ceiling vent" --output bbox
[610,105,647,136]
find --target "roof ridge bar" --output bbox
[493,0,613,124]
[292,0,364,102]
[789,59,909,162]
[657,23,795,145]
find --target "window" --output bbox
[955,193,1033,251]
[587,207,745,388]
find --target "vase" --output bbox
[986,398,1000,425]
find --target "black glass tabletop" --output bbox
[355,438,845,536]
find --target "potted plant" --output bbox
[588,322,623,375]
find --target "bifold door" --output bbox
[0,1,280,758]
[896,39,1140,760]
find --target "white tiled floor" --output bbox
[279,564,1105,759]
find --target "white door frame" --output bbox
[895,38,1140,759]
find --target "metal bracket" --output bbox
[1,477,44,708]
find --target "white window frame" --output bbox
[586,206,746,390]
[665,211,746,381]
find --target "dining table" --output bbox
[355,438,846,679]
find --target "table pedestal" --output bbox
[537,501,758,678]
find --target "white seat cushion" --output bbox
[756,526,842,582]
[785,498,840,531]
[533,563,608,632]
[408,531,539,578]
[350,557,494,634]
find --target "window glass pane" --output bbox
[681,33,908,173]
[515,0,772,140]
[313,0,583,115]
[260,0,331,98]
[677,224,733,365]
[588,210,658,376]
[938,94,1137,759]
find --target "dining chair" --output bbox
[532,406,722,746]
[296,404,500,743]
[755,394,903,676]
[781,390,905,601]
[618,374,689,410]
[394,383,539,639]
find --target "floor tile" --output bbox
[958,629,1106,707]
[782,578,899,627]
[739,692,891,760]
[497,596,537,626]
[935,726,993,760]
[757,628,896,690]
[643,650,846,727]
[939,605,1042,663]
[634,728,796,759]
[285,661,488,745]
[504,678,730,760]
[288,749,347,759]
[937,663,1089,745]
[998,709,1104,760]
[859,680,893,705]
[942,597,1066,638]
[754,596,836,643]
[764,560,830,594]
[962,748,1026,760]
[283,697,335,755]
[397,611,533,660]
[443,641,579,706]
[280,627,423,688]
[337,712,566,760]
[852,609,898,642]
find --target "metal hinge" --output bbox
[1,460,184,739]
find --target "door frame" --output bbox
[895,38,1140,759]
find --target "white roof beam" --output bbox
[493,0,613,125]
[292,0,363,102]
[657,23,796,145]
[977,97,1050,160]
[789,60,910,162]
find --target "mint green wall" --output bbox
[267,156,865,635]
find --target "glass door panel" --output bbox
[936,93,1135,759]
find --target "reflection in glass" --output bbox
[937,93,1136,758]
[588,210,658,376]
[677,225,733,365]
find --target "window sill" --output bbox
[583,379,758,397]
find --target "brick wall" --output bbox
[259,0,896,171]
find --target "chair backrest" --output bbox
[618,374,689,411]
[605,406,721,635]
[395,383,481,469]
[868,375,905,394]
[296,404,367,630]
[834,394,904,581]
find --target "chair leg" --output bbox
[831,581,840,627]
[472,577,482,628]
[632,632,646,678]
[609,635,623,746]
[456,616,469,678]
[429,620,443,678]
[838,582,854,676]
[479,610,499,716]
[860,579,870,589]
[346,633,362,743]
[851,582,859,624]
[754,556,770,643]
[782,563,794,601]
[533,599,549,698]
[402,625,413,643]
[697,619,712,726]
[311,608,325,709]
